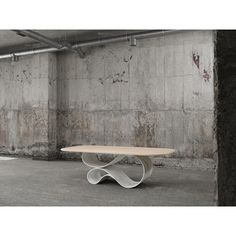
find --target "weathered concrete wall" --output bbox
[0,31,215,168]
[216,31,236,205]
[0,53,57,159]
[57,30,215,168]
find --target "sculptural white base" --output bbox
[82,153,153,188]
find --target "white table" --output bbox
[61,145,175,188]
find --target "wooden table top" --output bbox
[61,145,175,157]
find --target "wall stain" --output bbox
[133,111,156,147]
[192,51,210,82]
[15,70,31,83]
[123,55,133,63]
[193,91,200,96]
[23,70,28,79]
[203,69,210,82]
[192,52,200,69]
[98,70,128,84]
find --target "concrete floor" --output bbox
[0,157,216,206]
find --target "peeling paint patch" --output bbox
[192,52,200,69]
[112,78,128,84]
[98,70,128,84]
[203,69,210,82]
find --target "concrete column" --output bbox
[34,53,58,160]
[216,30,236,205]
[48,53,57,159]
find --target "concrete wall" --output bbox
[57,30,215,168]
[0,30,215,168]
[0,53,57,159]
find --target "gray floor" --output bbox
[0,157,216,206]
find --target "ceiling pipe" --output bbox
[13,30,85,58]
[72,30,180,48]
[13,30,63,49]
[0,47,62,59]
[0,30,180,60]
[61,41,85,58]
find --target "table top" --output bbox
[61,145,175,157]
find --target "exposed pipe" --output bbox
[60,41,85,58]
[0,30,180,60]
[72,30,180,48]
[13,30,63,49]
[13,30,85,58]
[0,47,63,59]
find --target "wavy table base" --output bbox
[82,153,153,188]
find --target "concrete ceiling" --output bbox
[0,30,140,54]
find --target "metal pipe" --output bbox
[0,30,180,60]
[13,30,63,49]
[72,30,180,48]
[13,30,85,58]
[60,41,85,58]
[0,47,63,59]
